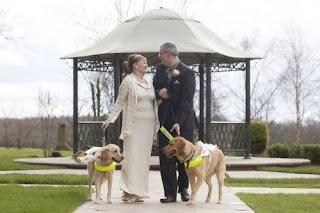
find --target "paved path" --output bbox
[73,171,254,213]
[2,169,319,213]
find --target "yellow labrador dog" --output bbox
[74,144,124,204]
[162,136,229,205]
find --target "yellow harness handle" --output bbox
[160,126,174,141]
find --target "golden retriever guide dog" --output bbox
[162,136,229,205]
[74,144,124,204]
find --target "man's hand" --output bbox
[170,123,180,136]
[102,120,111,131]
[159,88,170,99]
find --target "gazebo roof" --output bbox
[62,8,261,65]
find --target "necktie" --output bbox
[166,68,173,80]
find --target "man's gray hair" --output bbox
[161,42,179,56]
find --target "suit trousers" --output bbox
[158,129,194,198]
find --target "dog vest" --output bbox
[94,161,117,172]
[184,155,203,168]
[185,142,217,169]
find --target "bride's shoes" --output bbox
[121,192,144,202]
[132,195,144,202]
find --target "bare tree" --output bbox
[14,118,37,149]
[0,106,17,148]
[0,117,11,148]
[81,71,113,119]
[278,24,320,144]
[217,34,284,122]
[37,90,57,157]
[0,7,13,41]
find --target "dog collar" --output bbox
[94,161,117,172]
[184,155,203,168]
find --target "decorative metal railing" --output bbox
[78,121,115,149]
[210,121,246,153]
[78,121,246,154]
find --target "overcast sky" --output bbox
[1,0,319,119]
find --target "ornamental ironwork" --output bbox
[78,121,115,149]
[78,121,246,154]
[211,62,246,72]
[78,56,114,73]
[210,122,246,153]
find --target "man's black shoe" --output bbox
[180,188,189,202]
[160,196,176,203]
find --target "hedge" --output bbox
[251,121,268,155]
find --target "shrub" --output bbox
[267,143,289,158]
[289,144,302,158]
[302,145,320,164]
[51,151,62,157]
[251,121,268,155]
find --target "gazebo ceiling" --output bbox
[62,8,262,65]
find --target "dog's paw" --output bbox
[107,200,112,204]
[217,200,223,204]
[205,198,211,202]
[94,200,101,204]
[187,200,195,205]
[87,197,92,201]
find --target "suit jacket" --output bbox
[153,61,198,131]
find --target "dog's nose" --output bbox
[161,147,165,152]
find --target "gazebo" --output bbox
[62,8,261,158]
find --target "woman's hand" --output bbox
[159,88,170,99]
[102,120,111,131]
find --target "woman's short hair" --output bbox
[122,54,145,74]
[160,42,179,56]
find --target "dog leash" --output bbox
[102,133,106,147]
[160,99,176,141]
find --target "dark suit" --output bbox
[153,61,198,198]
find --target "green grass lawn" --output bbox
[257,165,320,175]
[1,173,320,188]
[225,178,320,188]
[0,174,88,185]
[0,148,73,170]
[237,193,320,213]
[0,185,87,213]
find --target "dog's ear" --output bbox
[176,139,186,155]
[100,148,109,160]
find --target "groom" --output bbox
[154,42,198,203]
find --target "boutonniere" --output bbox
[172,69,180,77]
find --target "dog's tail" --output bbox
[74,150,83,164]
[225,171,230,178]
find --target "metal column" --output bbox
[113,54,121,146]
[72,58,78,154]
[244,59,252,159]
[205,54,212,144]
[199,62,204,141]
